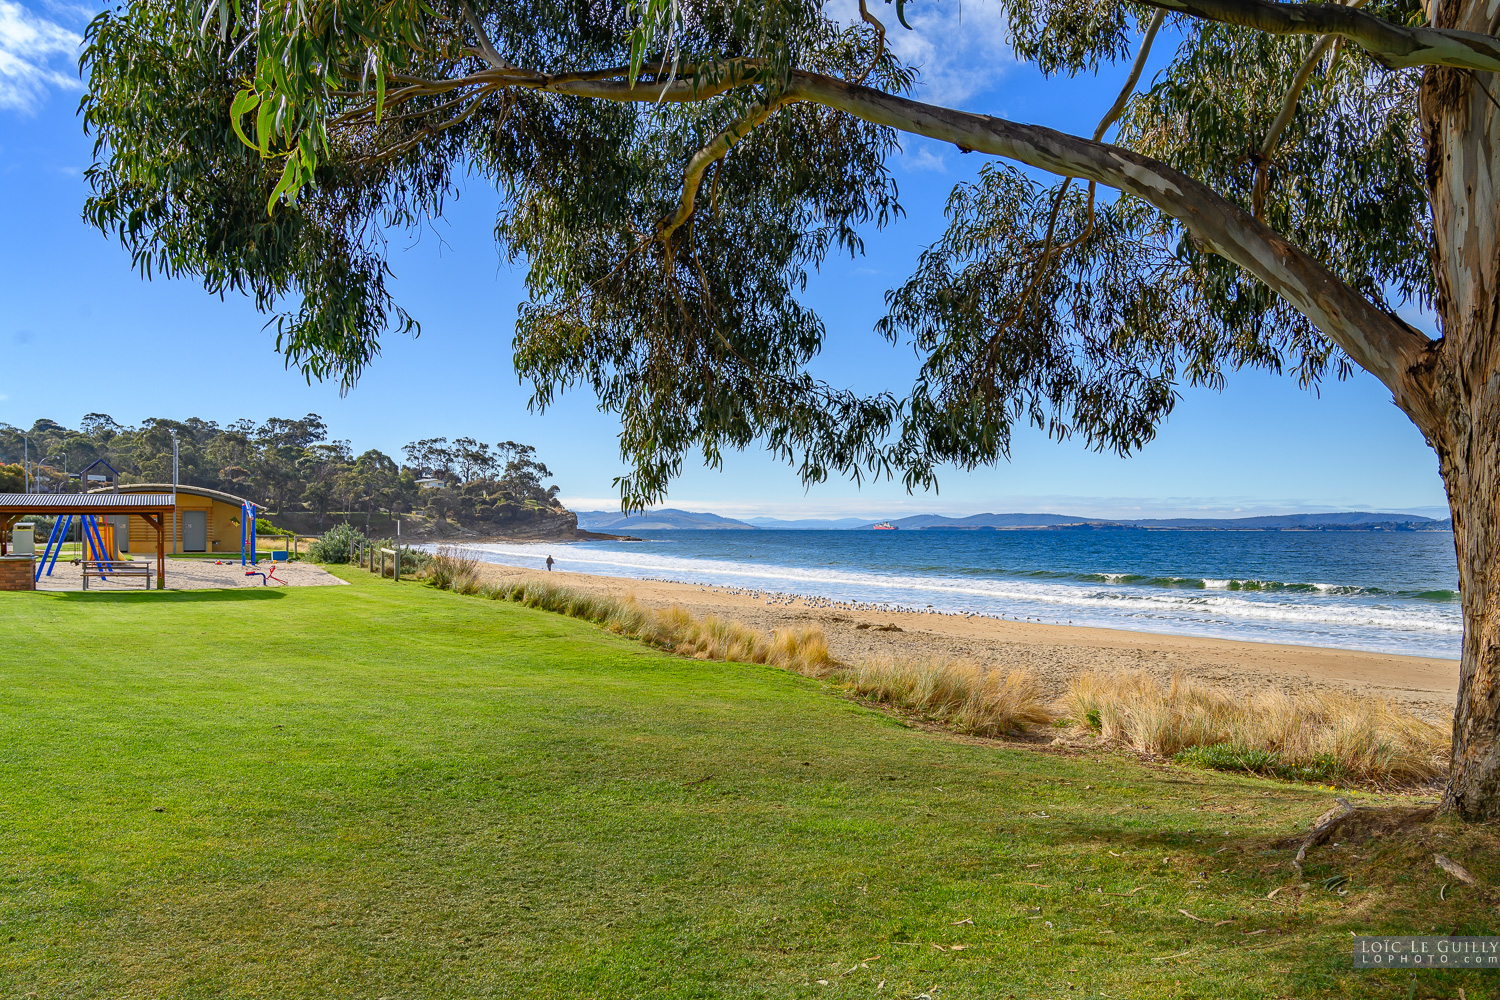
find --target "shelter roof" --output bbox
[0,493,175,515]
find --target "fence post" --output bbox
[394,544,401,583]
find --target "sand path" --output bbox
[473,563,1460,723]
[34,557,348,591]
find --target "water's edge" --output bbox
[442,530,1461,659]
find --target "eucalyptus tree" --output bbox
[79,0,1500,815]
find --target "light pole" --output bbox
[22,433,28,494]
[170,430,179,555]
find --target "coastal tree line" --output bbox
[0,417,562,529]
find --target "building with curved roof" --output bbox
[94,483,258,555]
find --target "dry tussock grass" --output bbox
[1066,669,1449,785]
[427,547,484,594]
[850,656,1054,737]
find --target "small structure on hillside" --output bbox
[77,458,122,492]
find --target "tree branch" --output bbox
[1253,33,1339,217]
[985,11,1165,349]
[1251,0,1368,219]
[319,58,1436,423]
[852,0,887,85]
[1141,0,1500,72]
[777,72,1434,422]
[459,0,513,71]
[658,91,794,239]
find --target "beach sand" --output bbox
[471,562,1461,724]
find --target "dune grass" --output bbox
[847,655,1055,737]
[1066,671,1450,787]
[434,551,838,677]
[0,571,1494,998]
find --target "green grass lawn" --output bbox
[0,572,1493,999]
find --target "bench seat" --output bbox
[81,560,154,590]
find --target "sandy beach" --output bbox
[470,561,1461,723]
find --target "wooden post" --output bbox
[142,512,166,589]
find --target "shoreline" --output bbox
[467,561,1461,724]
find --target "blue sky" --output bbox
[0,0,1450,519]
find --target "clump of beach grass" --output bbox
[427,547,484,594]
[1066,670,1449,786]
[849,656,1055,737]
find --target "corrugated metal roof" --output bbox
[101,484,256,508]
[0,493,175,511]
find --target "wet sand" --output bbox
[473,562,1461,723]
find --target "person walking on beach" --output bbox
[545,555,554,572]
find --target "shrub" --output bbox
[306,522,362,563]
[254,518,295,537]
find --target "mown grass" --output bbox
[0,571,1494,999]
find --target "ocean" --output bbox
[459,529,1462,659]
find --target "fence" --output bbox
[353,538,404,582]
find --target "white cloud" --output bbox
[896,141,948,172]
[826,0,1017,108]
[0,0,83,114]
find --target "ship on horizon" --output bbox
[872,521,898,530]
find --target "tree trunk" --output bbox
[1421,0,1500,819]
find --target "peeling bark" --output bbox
[1422,0,1500,820]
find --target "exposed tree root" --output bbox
[1284,800,1439,874]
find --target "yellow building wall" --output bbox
[121,497,244,554]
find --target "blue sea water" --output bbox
[463,529,1462,658]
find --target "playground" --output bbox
[0,477,339,591]
[32,556,346,590]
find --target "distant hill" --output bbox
[574,508,756,531]
[743,516,873,530]
[863,513,1094,530]
[1119,512,1451,530]
[856,511,1452,531]
[577,508,1453,532]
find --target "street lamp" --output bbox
[170,429,179,554]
